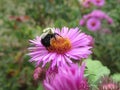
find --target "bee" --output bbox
[41,28,60,47]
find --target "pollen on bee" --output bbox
[47,36,72,54]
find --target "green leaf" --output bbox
[111,73,120,82]
[85,59,110,84]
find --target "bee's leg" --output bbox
[55,33,63,38]
[53,33,63,41]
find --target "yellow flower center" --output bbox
[47,36,72,54]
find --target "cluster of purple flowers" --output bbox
[28,27,93,90]
[80,0,105,8]
[80,10,113,31]
[79,0,113,32]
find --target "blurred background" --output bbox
[0,0,120,90]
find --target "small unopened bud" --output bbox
[33,67,46,81]
[107,18,113,24]
[79,19,85,26]
[87,35,94,47]
[105,16,113,24]
[101,28,112,34]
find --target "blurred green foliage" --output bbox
[85,59,110,89]
[0,0,120,90]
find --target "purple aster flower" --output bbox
[28,27,92,69]
[92,0,105,7]
[43,63,89,90]
[86,18,101,31]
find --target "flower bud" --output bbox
[33,67,46,81]
[98,76,120,90]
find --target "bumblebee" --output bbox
[41,28,59,47]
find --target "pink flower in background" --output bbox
[82,10,113,21]
[83,10,109,20]
[79,19,85,26]
[86,18,101,31]
[92,0,105,7]
[90,10,114,24]
[79,0,105,7]
[107,18,113,24]
[28,27,92,69]
[43,63,89,90]
[79,10,113,31]
[83,0,92,8]
[104,16,113,24]
[90,10,107,19]
[83,14,91,20]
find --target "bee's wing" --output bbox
[51,28,55,33]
